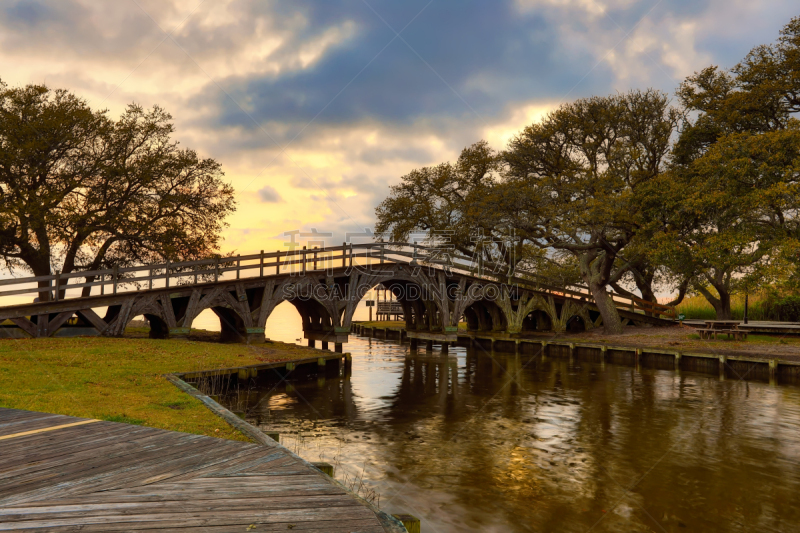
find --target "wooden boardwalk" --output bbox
[0,408,390,532]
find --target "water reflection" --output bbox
[223,336,800,532]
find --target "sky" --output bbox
[1,0,797,256]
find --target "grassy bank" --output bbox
[0,331,320,441]
[676,291,778,321]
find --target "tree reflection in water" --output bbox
[221,337,800,533]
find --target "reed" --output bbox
[676,290,790,320]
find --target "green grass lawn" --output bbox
[0,331,320,441]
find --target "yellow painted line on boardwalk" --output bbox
[0,419,100,441]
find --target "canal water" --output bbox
[219,303,800,532]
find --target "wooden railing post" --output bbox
[313,246,318,270]
[260,250,264,277]
[165,260,170,288]
[149,269,153,290]
[101,273,105,295]
[342,242,346,268]
[302,246,307,274]
[112,265,119,294]
[349,243,353,269]
[276,250,280,274]
[236,254,241,280]
[54,270,60,302]
[380,243,385,264]
[215,258,219,283]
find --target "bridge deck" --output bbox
[0,408,387,532]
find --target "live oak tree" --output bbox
[375,141,581,284]
[0,82,236,299]
[502,90,679,333]
[649,16,800,318]
[375,141,523,267]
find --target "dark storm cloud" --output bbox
[198,0,608,140]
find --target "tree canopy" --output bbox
[0,82,236,298]
[643,16,800,318]
[376,15,800,326]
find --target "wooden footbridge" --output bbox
[0,243,676,346]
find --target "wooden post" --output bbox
[276,250,281,274]
[194,268,198,285]
[54,270,60,302]
[308,338,315,348]
[342,242,346,268]
[236,254,240,279]
[149,269,153,290]
[380,243,385,264]
[214,258,219,283]
[302,246,307,274]
[313,246,318,270]
[744,293,749,324]
[112,265,119,294]
[165,260,170,288]
[101,273,105,295]
[260,250,264,277]
[392,514,421,533]
[312,462,334,477]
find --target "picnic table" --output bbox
[696,320,748,341]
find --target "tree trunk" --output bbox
[696,285,733,320]
[590,283,625,334]
[29,262,53,303]
[712,286,732,320]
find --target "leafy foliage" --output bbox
[0,82,236,296]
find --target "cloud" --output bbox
[257,185,284,203]
[0,0,798,256]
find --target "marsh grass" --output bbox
[676,291,778,320]
[0,330,320,441]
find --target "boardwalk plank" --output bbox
[0,408,387,532]
[0,426,160,477]
[0,414,78,436]
[0,506,382,530]
[1,494,366,520]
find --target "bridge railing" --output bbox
[0,242,676,319]
[373,243,676,319]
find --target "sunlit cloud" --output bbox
[0,0,796,255]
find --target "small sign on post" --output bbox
[366,300,375,322]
